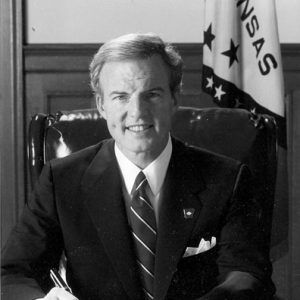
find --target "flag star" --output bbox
[203,23,215,51]
[221,39,239,67]
[206,76,214,89]
[214,84,226,101]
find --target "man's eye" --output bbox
[148,92,161,99]
[113,95,128,101]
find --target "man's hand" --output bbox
[36,287,78,300]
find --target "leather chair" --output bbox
[28,107,277,246]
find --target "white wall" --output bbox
[26,0,300,43]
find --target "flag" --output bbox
[201,0,288,260]
[202,0,285,145]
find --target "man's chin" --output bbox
[128,143,153,154]
[119,140,154,154]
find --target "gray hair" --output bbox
[89,33,183,97]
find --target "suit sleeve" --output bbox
[211,164,275,298]
[1,163,64,300]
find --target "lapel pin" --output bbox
[183,208,195,219]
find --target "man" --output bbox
[1,33,274,300]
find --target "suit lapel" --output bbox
[80,140,143,300]
[154,139,206,300]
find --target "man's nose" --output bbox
[128,95,147,118]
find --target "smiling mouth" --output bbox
[126,124,153,133]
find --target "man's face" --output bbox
[97,55,177,165]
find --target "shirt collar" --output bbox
[114,136,172,196]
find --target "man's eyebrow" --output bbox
[147,87,165,93]
[109,91,128,97]
[109,87,165,97]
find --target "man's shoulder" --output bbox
[49,138,113,170]
[173,137,242,170]
[172,137,244,188]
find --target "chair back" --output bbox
[28,107,277,244]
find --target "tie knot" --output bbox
[132,171,147,194]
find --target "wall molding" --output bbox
[0,0,24,245]
[287,90,300,299]
[23,43,203,55]
[23,43,299,54]
[23,42,300,110]
[24,43,300,72]
[24,43,203,73]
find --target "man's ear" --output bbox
[96,94,107,120]
[172,91,179,114]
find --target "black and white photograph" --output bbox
[1,1,299,299]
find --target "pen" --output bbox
[50,268,73,294]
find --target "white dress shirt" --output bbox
[114,136,172,223]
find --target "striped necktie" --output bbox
[130,171,157,300]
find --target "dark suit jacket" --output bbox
[1,138,274,300]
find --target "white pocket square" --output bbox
[183,236,216,258]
